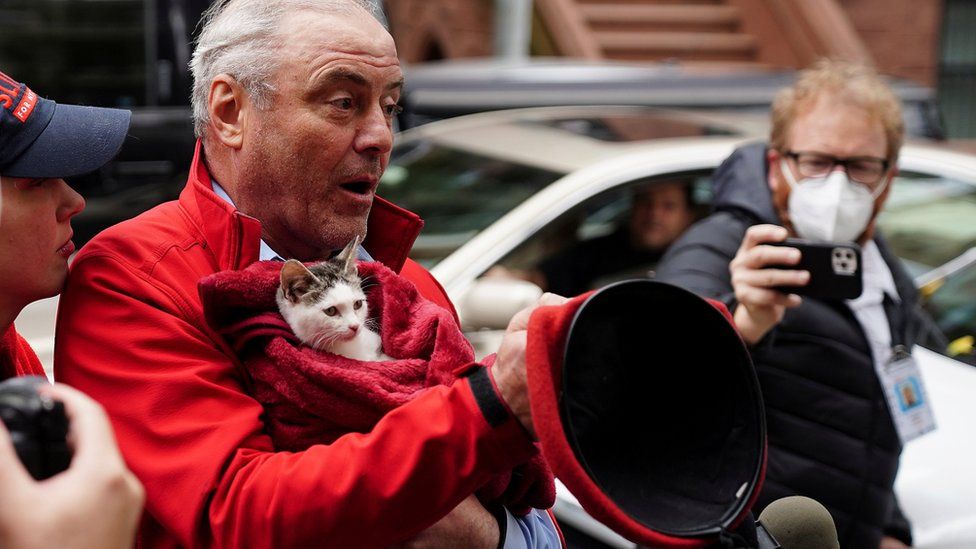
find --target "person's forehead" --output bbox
[637,183,684,200]
[278,8,398,69]
[787,94,886,157]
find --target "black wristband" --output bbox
[465,366,510,428]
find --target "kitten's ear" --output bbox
[279,259,316,303]
[338,235,362,276]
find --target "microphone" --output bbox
[757,496,840,549]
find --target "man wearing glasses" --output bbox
[657,60,917,549]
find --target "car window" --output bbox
[878,169,976,363]
[534,114,738,142]
[379,142,562,267]
[493,172,711,285]
[920,258,976,365]
[877,171,976,277]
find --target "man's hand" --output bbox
[492,293,569,437]
[729,224,809,345]
[0,383,144,549]
[880,535,911,548]
[395,495,500,549]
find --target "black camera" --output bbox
[0,376,72,479]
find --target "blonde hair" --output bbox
[770,59,905,163]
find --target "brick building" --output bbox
[385,0,976,137]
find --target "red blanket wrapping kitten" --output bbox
[198,238,554,515]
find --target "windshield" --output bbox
[878,171,976,276]
[378,142,562,267]
[378,108,746,268]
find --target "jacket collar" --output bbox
[711,141,780,224]
[0,324,44,380]
[179,140,424,273]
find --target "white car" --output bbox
[378,107,976,547]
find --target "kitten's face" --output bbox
[281,279,369,349]
[276,236,371,350]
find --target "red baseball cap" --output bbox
[0,70,130,178]
[526,280,766,547]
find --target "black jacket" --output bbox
[657,142,916,547]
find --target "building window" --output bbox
[939,0,976,138]
[0,0,147,107]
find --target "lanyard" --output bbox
[881,294,909,353]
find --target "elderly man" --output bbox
[657,60,922,548]
[54,1,560,547]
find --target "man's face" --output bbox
[0,176,85,312]
[234,8,402,261]
[628,183,695,250]
[768,95,893,240]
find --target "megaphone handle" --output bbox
[755,521,782,549]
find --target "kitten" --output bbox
[276,236,392,361]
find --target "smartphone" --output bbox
[768,238,863,300]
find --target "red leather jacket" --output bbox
[54,142,534,548]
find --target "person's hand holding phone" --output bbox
[729,224,810,345]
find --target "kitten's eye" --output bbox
[353,300,363,310]
[324,306,338,316]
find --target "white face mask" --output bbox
[780,159,883,243]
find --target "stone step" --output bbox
[595,30,758,61]
[578,0,723,5]
[582,4,742,32]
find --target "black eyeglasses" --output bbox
[783,150,890,186]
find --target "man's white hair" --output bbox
[190,0,380,138]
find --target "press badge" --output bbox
[879,346,936,444]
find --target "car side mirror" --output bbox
[459,277,544,330]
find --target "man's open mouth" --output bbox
[340,180,375,195]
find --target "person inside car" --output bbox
[535,180,696,296]
[0,69,144,549]
[656,59,921,549]
[489,180,696,296]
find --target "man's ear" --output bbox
[766,148,782,193]
[280,260,316,303]
[208,74,250,150]
[875,166,899,209]
[887,166,900,185]
[861,169,898,245]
